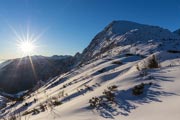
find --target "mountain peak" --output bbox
[81,20,179,63]
[104,20,149,35]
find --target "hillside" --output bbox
[0,55,76,93]
[0,20,180,120]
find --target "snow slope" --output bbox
[1,52,180,120]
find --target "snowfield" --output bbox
[1,53,180,120]
[0,20,180,120]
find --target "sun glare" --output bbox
[19,41,35,54]
[10,25,45,56]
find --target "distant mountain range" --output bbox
[0,55,76,93]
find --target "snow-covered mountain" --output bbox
[0,20,180,120]
[81,21,179,63]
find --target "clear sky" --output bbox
[0,0,180,60]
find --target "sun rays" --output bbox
[8,25,45,82]
[14,29,39,56]
[17,40,36,54]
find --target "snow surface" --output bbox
[1,52,180,120]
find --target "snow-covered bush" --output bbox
[136,54,159,71]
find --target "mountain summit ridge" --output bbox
[80,20,179,63]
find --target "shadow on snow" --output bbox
[87,76,178,119]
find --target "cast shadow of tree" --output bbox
[91,82,178,119]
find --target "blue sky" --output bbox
[0,0,180,59]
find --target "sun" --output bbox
[18,41,35,54]
[10,25,44,56]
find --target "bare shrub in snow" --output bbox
[89,85,118,108]
[32,108,40,115]
[108,85,118,91]
[6,112,22,120]
[39,104,46,112]
[136,64,140,71]
[22,110,32,116]
[132,83,145,96]
[147,55,159,68]
[112,61,123,65]
[103,90,115,102]
[52,100,62,106]
[89,97,101,108]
